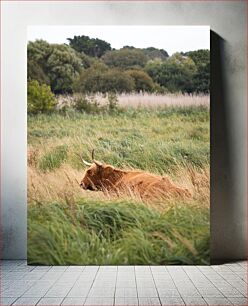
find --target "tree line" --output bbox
[28,35,210,95]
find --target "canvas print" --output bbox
[27,26,210,265]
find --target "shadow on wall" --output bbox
[210,31,245,263]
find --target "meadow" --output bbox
[28,95,210,265]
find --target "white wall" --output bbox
[1,1,246,260]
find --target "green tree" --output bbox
[185,49,210,68]
[79,52,97,69]
[102,49,147,69]
[46,44,82,93]
[67,35,111,58]
[192,62,210,93]
[28,40,52,66]
[145,59,163,83]
[74,64,135,93]
[185,50,210,93]
[28,80,57,114]
[126,69,155,92]
[27,40,83,93]
[142,47,169,61]
[27,59,50,85]
[122,46,168,61]
[145,53,197,93]
[27,40,52,84]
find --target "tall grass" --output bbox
[28,103,210,265]
[28,106,209,172]
[28,199,209,265]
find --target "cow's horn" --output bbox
[82,159,92,166]
[91,149,103,166]
[94,160,103,167]
[91,149,95,160]
[75,153,92,166]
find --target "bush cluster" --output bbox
[28,37,209,95]
[73,64,135,93]
[70,92,121,115]
[27,35,210,114]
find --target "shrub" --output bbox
[101,70,135,93]
[28,80,57,115]
[107,92,121,114]
[74,66,135,93]
[73,95,102,114]
[126,69,155,92]
[72,93,121,115]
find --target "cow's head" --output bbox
[79,150,122,191]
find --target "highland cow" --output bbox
[80,151,191,201]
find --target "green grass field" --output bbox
[28,105,210,265]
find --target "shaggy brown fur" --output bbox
[80,161,191,201]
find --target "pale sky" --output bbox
[27,25,210,55]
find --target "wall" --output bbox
[1,1,247,260]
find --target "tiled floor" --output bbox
[1,260,247,306]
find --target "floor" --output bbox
[1,260,247,306]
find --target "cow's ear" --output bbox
[102,166,115,176]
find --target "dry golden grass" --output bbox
[57,92,209,109]
[28,161,209,212]
[28,104,209,210]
